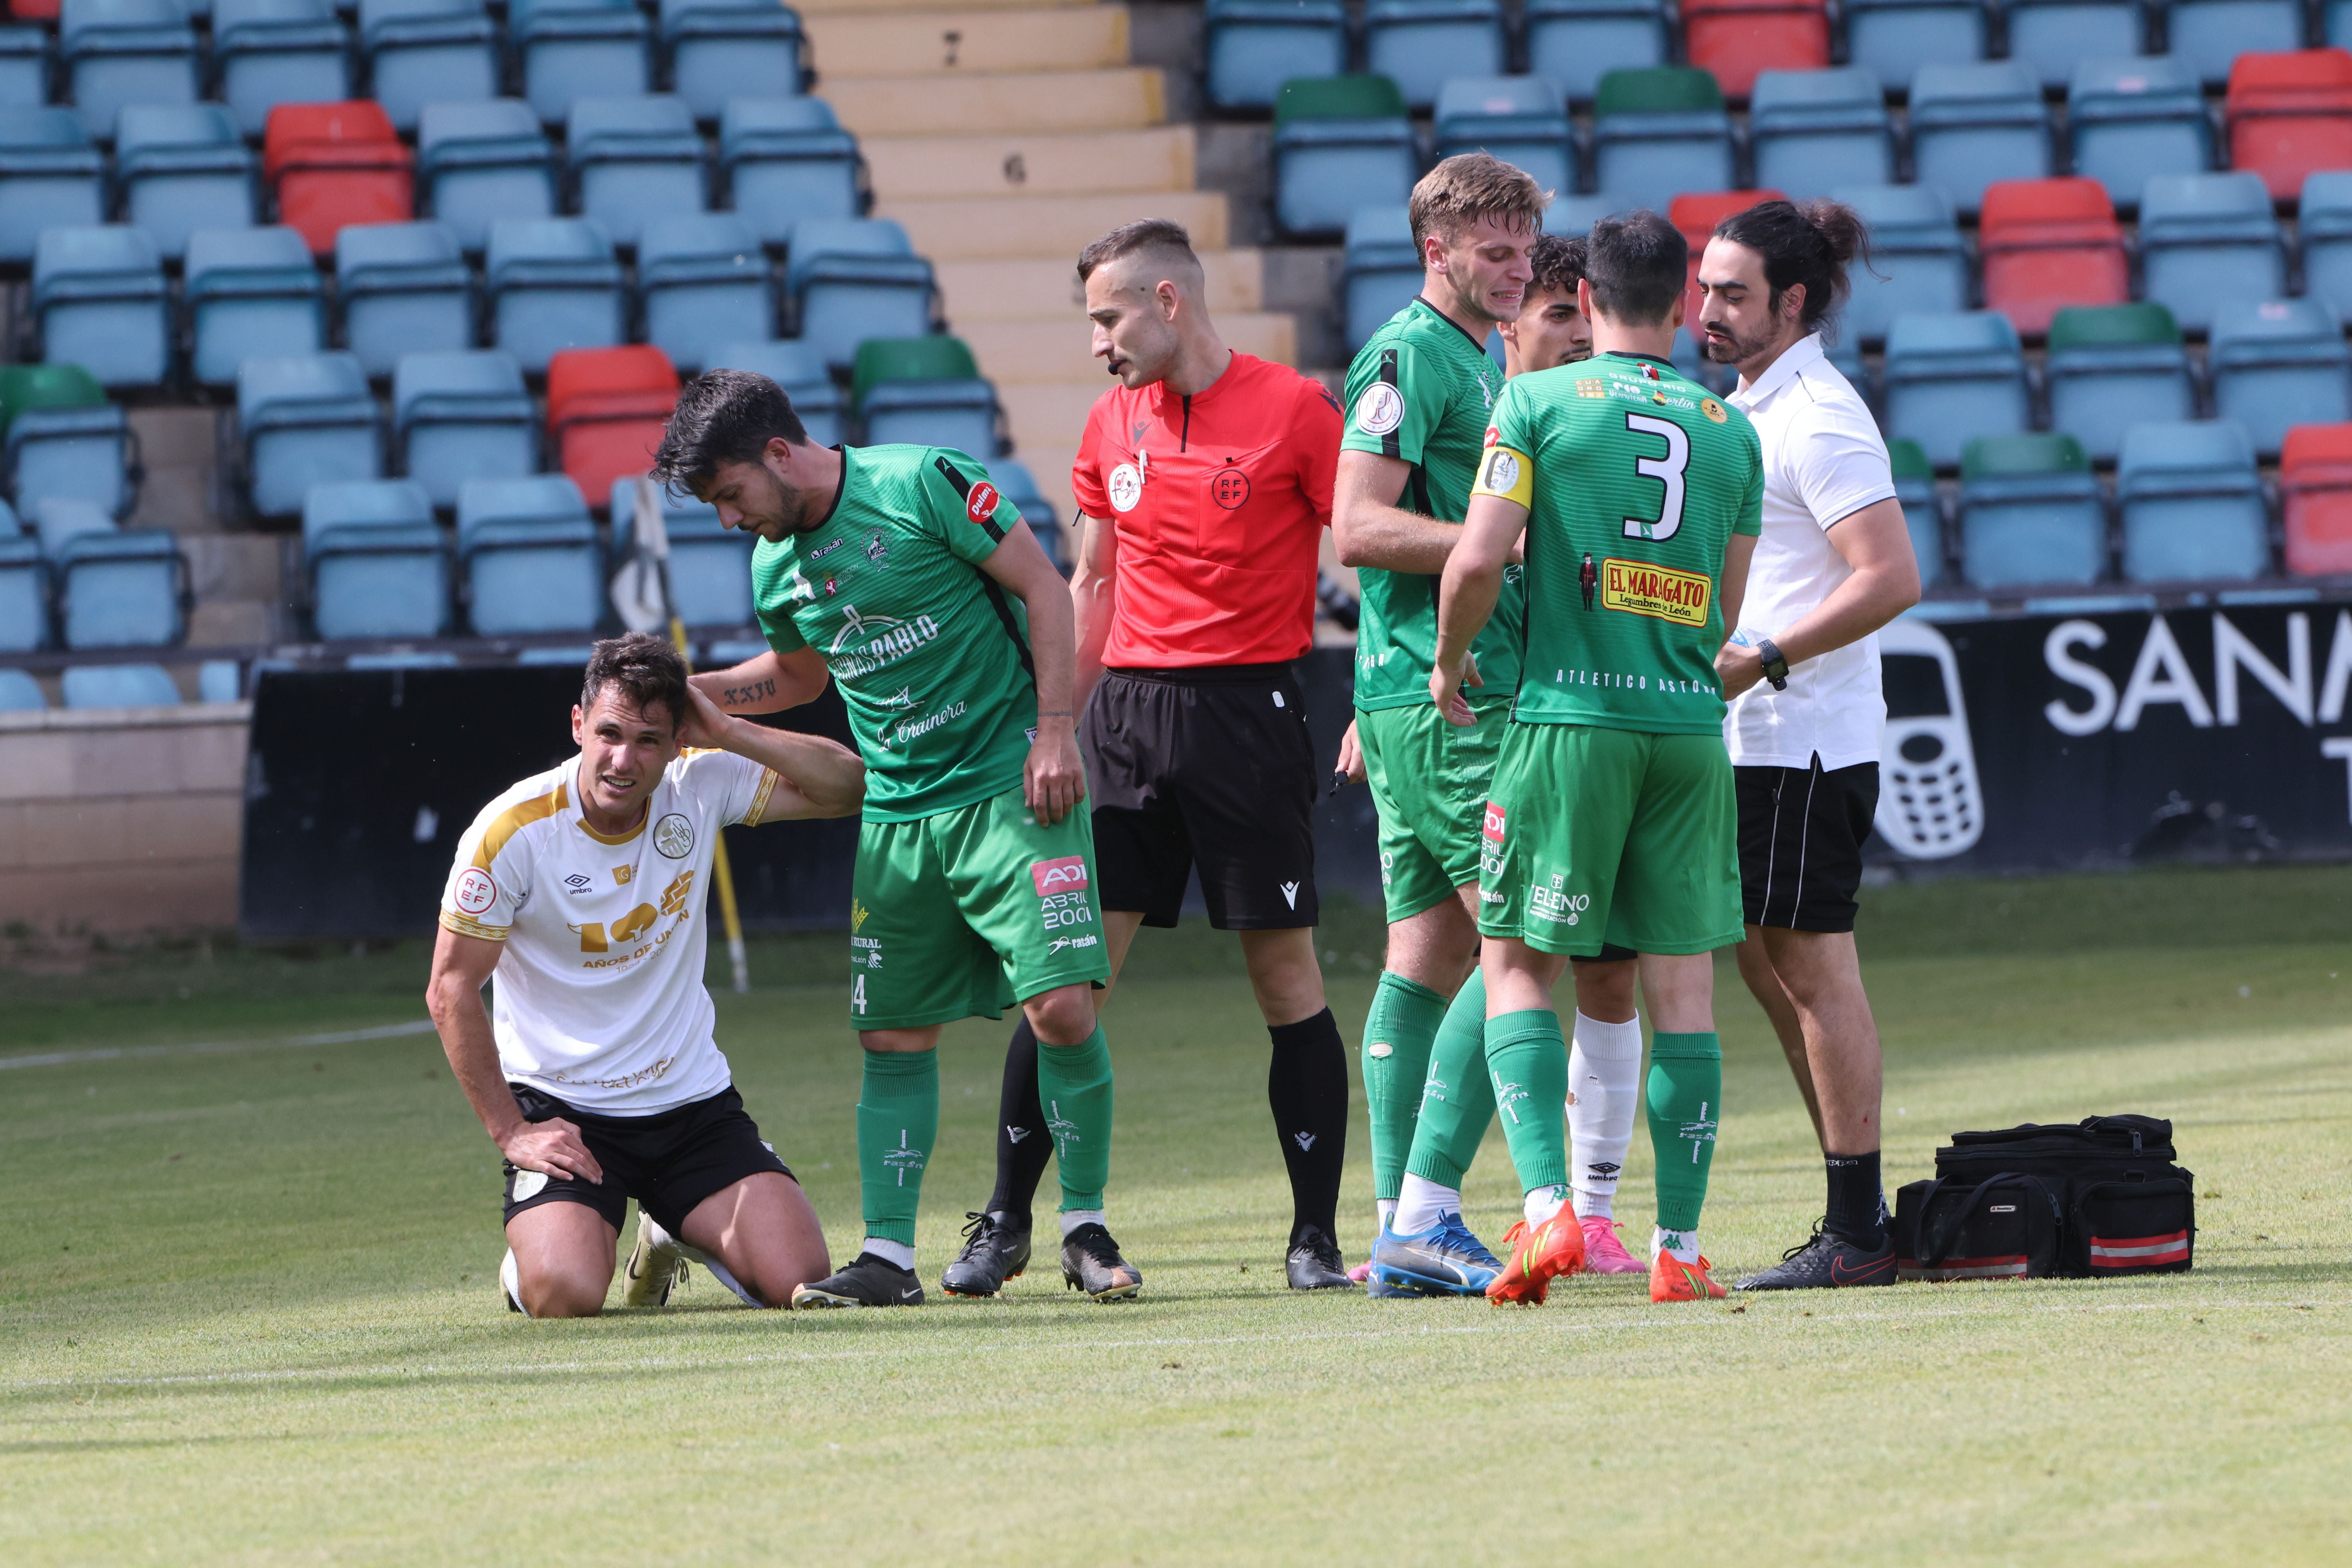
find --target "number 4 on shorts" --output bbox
[852,974,867,1015]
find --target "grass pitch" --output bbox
[2,866,2349,1564]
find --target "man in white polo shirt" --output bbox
[1693,200,1923,1289]
[427,632,866,1317]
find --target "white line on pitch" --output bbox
[0,1020,437,1072]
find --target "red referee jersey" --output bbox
[1071,351,1341,668]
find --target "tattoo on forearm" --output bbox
[721,677,775,707]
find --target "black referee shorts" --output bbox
[1736,757,1881,934]
[1082,663,1319,929]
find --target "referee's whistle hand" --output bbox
[1025,724,1087,826]
[500,1118,604,1186]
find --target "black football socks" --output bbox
[1268,1008,1350,1249]
[1825,1149,1884,1247]
[985,1017,1052,1227]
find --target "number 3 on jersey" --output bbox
[1622,412,1689,542]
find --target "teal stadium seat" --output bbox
[0,29,44,110]
[1272,75,1420,240]
[0,499,44,652]
[511,0,652,127]
[1888,438,1946,587]
[2137,172,2285,335]
[1834,184,1970,344]
[1749,67,1894,201]
[1958,433,2107,588]
[720,97,864,247]
[35,225,170,388]
[488,217,626,374]
[0,108,103,263]
[2209,298,2352,457]
[4,363,134,519]
[2118,419,2272,581]
[62,662,181,707]
[660,0,804,122]
[853,336,1002,456]
[305,477,451,639]
[418,100,557,254]
[187,224,324,387]
[114,104,256,262]
[212,0,353,138]
[1842,0,1989,94]
[338,221,475,377]
[2006,0,2148,90]
[2299,171,2352,318]
[0,666,42,708]
[2167,0,2303,87]
[640,212,775,372]
[360,0,499,133]
[785,216,935,369]
[394,350,537,510]
[1342,205,1422,355]
[1524,0,1670,103]
[458,475,606,635]
[704,338,845,445]
[2068,56,2212,212]
[2044,303,2195,465]
[42,496,189,649]
[1883,311,2030,469]
[1590,67,1734,215]
[1907,62,2052,214]
[1433,77,1575,203]
[568,95,708,250]
[239,352,381,518]
[608,476,753,627]
[1363,0,1506,112]
[1203,0,1347,111]
[60,0,199,142]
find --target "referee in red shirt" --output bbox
[941,219,1356,1295]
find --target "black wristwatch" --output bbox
[1757,637,1791,691]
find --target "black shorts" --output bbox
[1736,759,1881,933]
[500,1083,793,1235]
[1573,945,1637,964]
[1082,662,1319,929]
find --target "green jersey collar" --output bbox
[1411,294,1492,354]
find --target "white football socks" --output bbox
[862,1236,916,1270]
[1060,1209,1106,1237]
[1376,1197,1397,1231]
[1653,1227,1700,1264]
[1394,1173,1461,1234]
[1568,1010,1643,1221]
[1524,1184,1570,1228]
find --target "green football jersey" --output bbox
[1340,298,1526,710]
[752,445,1037,823]
[1471,352,1764,736]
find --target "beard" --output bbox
[1702,323,1774,364]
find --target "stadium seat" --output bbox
[992,458,1063,568]
[1203,1,1347,112]
[360,0,499,133]
[1524,0,1670,103]
[3,365,133,519]
[567,95,708,249]
[2227,49,2352,201]
[62,661,181,707]
[1842,0,1988,95]
[1270,75,1419,241]
[0,107,105,263]
[785,216,936,370]
[60,0,199,142]
[1749,68,1893,200]
[303,477,450,638]
[1342,205,1421,354]
[212,0,352,138]
[704,338,844,446]
[0,666,42,709]
[114,105,256,262]
[2279,422,2352,574]
[1977,178,2128,338]
[457,474,605,634]
[2067,56,2212,211]
[186,224,324,386]
[2209,297,2352,457]
[1908,62,2053,215]
[661,0,803,122]
[418,100,557,253]
[1363,0,1506,112]
[1590,67,1735,214]
[2169,0,2304,87]
[545,345,681,504]
[2298,171,2352,318]
[0,29,45,111]
[0,503,45,652]
[1834,185,1969,345]
[238,352,382,518]
[46,505,188,648]
[2006,0,2148,90]
[338,221,474,378]
[608,476,751,626]
[2043,303,2194,464]
[1957,432,2108,588]
[1681,0,1829,101]
[2117,419,2271,581]
[852,336,1000,456]
[486,216,626,374]
[2137,173,2285,336]
[1883,311,2031,469]
[394,349,535,509]
[1888,437,1945,586]
[640,212,773,371]
[1433,78,1575,201]
[719,96,864,247]
[265,100,415,255]
[511,0,652,126]
[198,659,241,702]
[34,225,169,388]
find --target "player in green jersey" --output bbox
[656,370,1142,1308]
[1433,210,1764,1307]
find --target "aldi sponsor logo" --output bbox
[1481,802,1506,844]
[1030,855,1089,896]
[1601,558,1711,626]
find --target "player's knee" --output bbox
[1025,984,1096,1046]
[521,1270,608,1318]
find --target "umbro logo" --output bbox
[563,873,592,894]
[1589,1161,1622,1177]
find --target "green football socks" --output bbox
[1646,1031,1722,1234]
[1485,1008,1570,1194]
[1036,1025,1114,1212]
[1362,971,1448,1202]
[1403,966,1500,1189]
[857,1047,939,1246]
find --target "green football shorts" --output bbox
[1359,695,1509,923]
[1476,722,1742,958]
[848,783,1112,1030]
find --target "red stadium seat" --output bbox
[2280,423,2352,575]
[546,346,682,505]
[2227,49,2352,202]
[9,0,62,18]
[1680,0,1829,101]
[1671,188,1785,328]
[264,101,413,256]
[1978,178,2128,338]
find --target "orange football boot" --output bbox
[1650,1250,1727,1301]
[1486,1211,1588,1305]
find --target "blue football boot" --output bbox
[1367,1212,1504,1297]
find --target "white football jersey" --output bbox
[439,749,781,1114]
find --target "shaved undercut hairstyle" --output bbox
[1584,210,1688,326]
[582,632,692,732]
[1409,152,1548,252]
[1528,232,1587,298]
[652,368,808,498]
[1076,218,1203,289]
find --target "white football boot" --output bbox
[621,1210,692,1308]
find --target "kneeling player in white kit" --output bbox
[427,633,867,1316]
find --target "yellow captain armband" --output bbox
[1470,443,1535,508]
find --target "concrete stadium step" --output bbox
[1001,381,1111,453]
[959,313,1297,383]
[860,126,1192,202]
[880,190,1227,261]
[805,5,1127,78]
[824,69,1165,137]
[936,249,1265,323]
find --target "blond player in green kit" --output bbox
[1432,211,1764,1306]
